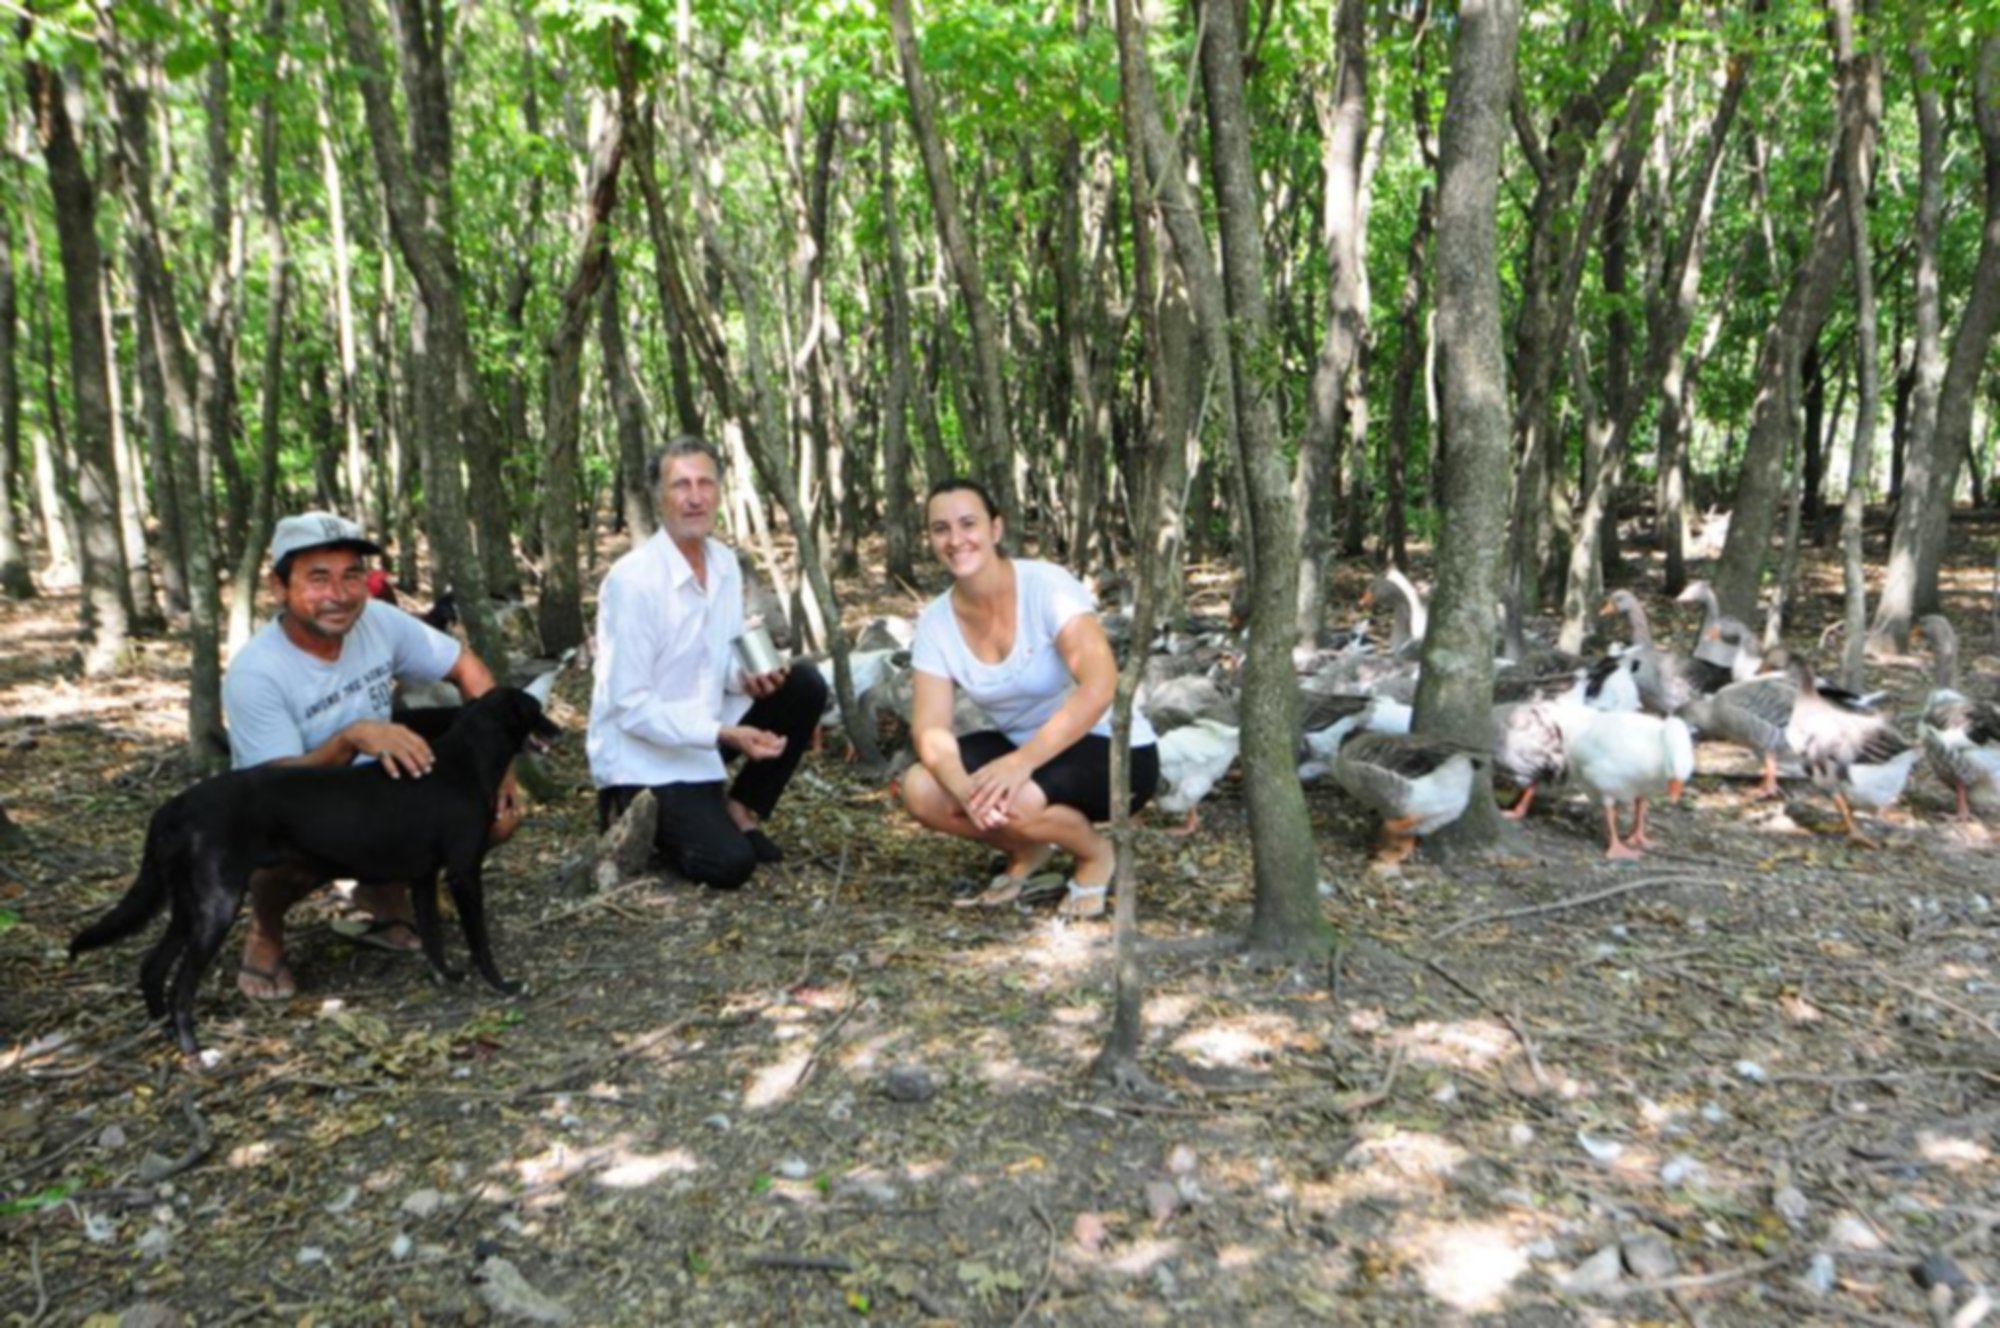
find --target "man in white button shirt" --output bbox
[587,438,826,887]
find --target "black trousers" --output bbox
[597,663,827,889]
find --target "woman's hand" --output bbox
[964,752,1035,828]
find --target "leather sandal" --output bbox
[954,874,1027,909]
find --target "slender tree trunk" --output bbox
[0,196,30,597]
[1413,0,1521,853]
[1712,102,1866,617]
[1894,36,2000,630]
[25,49,134,675]
[1382,6,1437,574]
[101,255,158,627]
[198,2,246,568]
[315,71,372,533]
[539,90,625,655]
[600,254,653,546]
[24,223,79,588]
[887,0,1015,522]
[876,106,918,586]
[102,16,230,755]
[333,0,500,662]
[1292,0,1368,646]
[1834,0,1883,689]
[1193,0,1325,955]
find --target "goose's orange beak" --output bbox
[1360,588,1375,609]
[1598,598,1617,618]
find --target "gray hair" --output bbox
[646,436,725,491]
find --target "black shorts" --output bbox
[957,731,1161,824]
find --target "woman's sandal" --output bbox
[955,873,1027,909]
[1056,880,1110,920]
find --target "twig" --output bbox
[1757,1289,1911,1326]
[1430,874,1715,941]
[1330,1043,1406,1117]
[795,842,851,987]
[530,875,661,930]
[514,1020,688,1100]
[26,1239,46,1327]
[138,1097,213,1185]
[1011,1199,1060,1328]
[0,1126,96,1188]
[1419,956,1550,1093]
[747,1251,854,1273]
[1604,1255,1793,1299]
[1876,970,2000,1045]
[794,997,862,1095]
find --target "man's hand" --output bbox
[741,667,788,700]
[346,721,434,778]
[721,725,787,761]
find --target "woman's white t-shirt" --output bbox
[911,559,1156,749]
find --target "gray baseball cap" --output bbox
[268,512,383,565]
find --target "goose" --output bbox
[1155,718,1242,835]
[1676,648,1802,801]
[1915,615,2000,820]
[1675,580,1757,675]
[1782,654,1920,847]
[1600,590,1731,714]
[1490,658,1642,819]
[1300,694,1411,782]
[1330,731,1483,865]
[1554,708,1696,859]
[1363,568,1428,659]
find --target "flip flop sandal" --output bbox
[954,874,1029,909]
[1056,881,1110,920]
[330,917,423,953]
[237,960,297,1001]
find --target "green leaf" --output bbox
[0,910,19,933]
[0,1182,77,1216]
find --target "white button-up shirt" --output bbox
[587,530,755,788]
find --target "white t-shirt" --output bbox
[586,530,756,788]
[222,600,464,769]
[911,559,1155,749]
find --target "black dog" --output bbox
[70,687,559,1053]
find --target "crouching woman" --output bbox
[899,479,1159,918]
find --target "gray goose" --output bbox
[1783,655,1920,847]
[1331,732,1483,865]
[1915,615,2000,820]
[1600,590,1732,715]
[1675,580,1759,679]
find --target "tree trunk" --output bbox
[24,223,79,589]
[25,50,134,675]
[197,2,246,570]
[1711,98,1866,618]
[0,196,30,597]
[101,253,159,628]
[1194,0,1325,956]
[334,0,500,662]
[887,0,1015,522]
[1891,36,2000,632]
[539,90,625,656]
[1413,0,1521,853]
[315,68,372,534]
[1833,0,1883,690]
[600,254,653,547]
[876,106,918,586]
[102,16,229,758]
[1292,0,1368,646]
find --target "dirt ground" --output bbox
[5,527,2000,1326]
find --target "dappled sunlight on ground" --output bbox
[1410,1218,1535,1312]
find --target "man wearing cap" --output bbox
[222,512,521,999]
[588,438,826,889]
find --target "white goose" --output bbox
[1916,615,2000,821]
[1554,708,1696,860]
[1154,718,1241,835]
[1363,568,1428,659]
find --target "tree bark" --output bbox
[1292,0,1368,645]
[0,193,30,597]
[334,0,500,662]
[600,254,653,546]
[197,1,246,570]
[1194,0,1325,955]
[102,13,230,758]
[1413,0,1521,853]
[539,89,625,655]
[887,0,1016,522]
[23,223,79,588]
[25,48,134,675]
[876,105,918,586]
[1833,0,1882,690]
[1885,36,2000,634]
[1710,115,1861,618]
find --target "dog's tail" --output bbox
[69,797,183,957]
